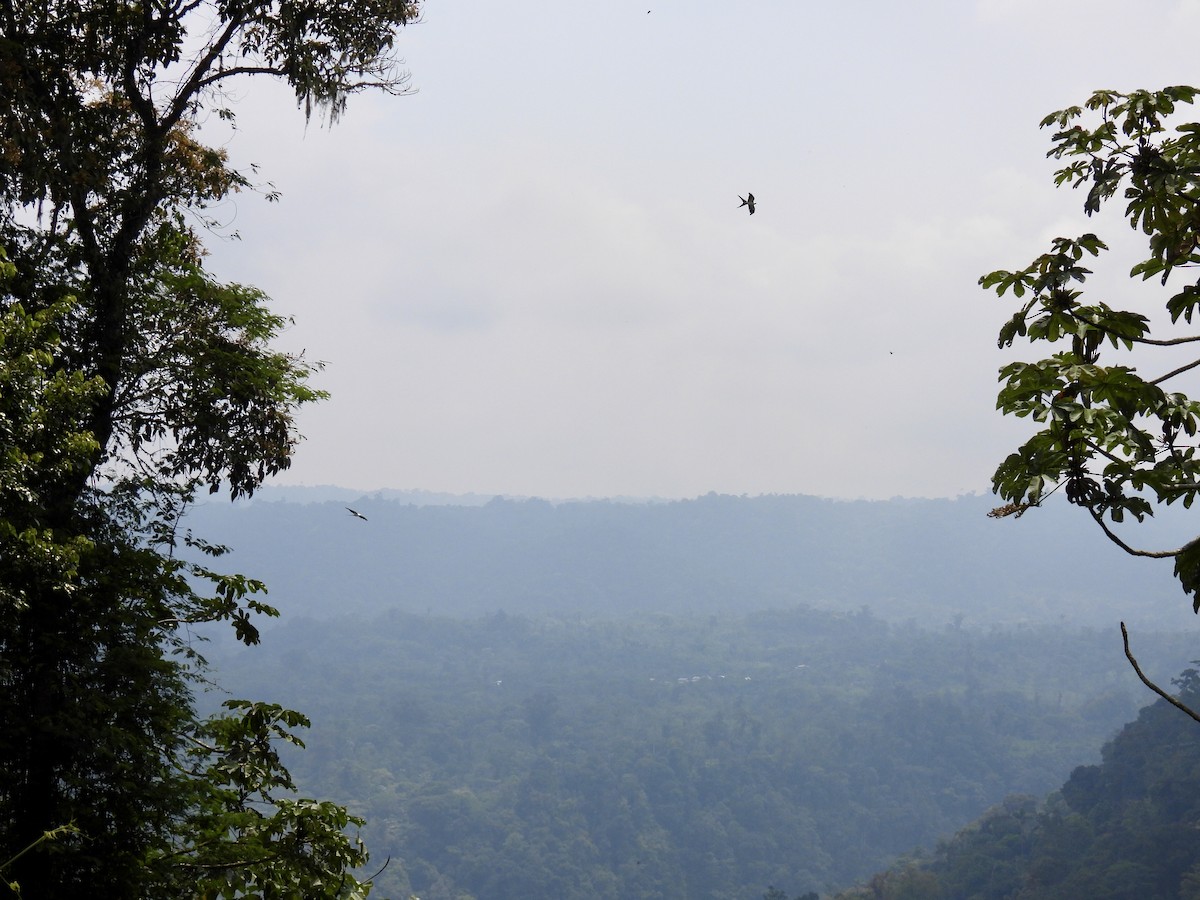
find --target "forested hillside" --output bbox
[207,606,1199,899]
[834,671,1200,900]
[187,492,1197,629]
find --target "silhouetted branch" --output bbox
[1091,511,1180,559]
[1121,621,1200,724]
[364,855,392,882]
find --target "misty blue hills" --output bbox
[188,488,1200,631]
[193,489,1200,898]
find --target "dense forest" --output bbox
[834,670,1200,900]
[6,0,1200,895]
[206,591,1200,898]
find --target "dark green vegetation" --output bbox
[984,87,1200,611]
[833,670,1200,900]
[205,587,1200,900]
[0,2,417,897]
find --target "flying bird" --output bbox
[738,193,755,215]
[346,507,368,521]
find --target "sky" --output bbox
[201,0,1200,501]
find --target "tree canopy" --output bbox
[0,1,418,897]
[832,666,1200,900]
[983,86,1200,611]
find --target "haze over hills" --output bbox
[191,489,1200,897]
[187,489,1200,631]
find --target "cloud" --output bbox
[195,2,1200,499]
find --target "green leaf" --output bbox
[1175,539,1200,612]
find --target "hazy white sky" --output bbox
[203,0,1200,500]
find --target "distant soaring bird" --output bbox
[346,507,368,521]
[738,193,755,214]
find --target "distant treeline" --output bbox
[208,607,1198,899]
[188,492,1200,629]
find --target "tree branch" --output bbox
[1123,332,1200,347]
[1088,509,1181,558]
[1063,307,1200,347]
[1082,438,1128,468]
[1152,355,1200,385]
[1121,621,1200,724]
[195,65,290,90]
[164,13,249,134]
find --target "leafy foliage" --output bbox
[150,701,373,900]
[983,87,1200,609]
[0,290,104,611]
[0,1,419,896]
[1,824,79,899]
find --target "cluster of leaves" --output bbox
[0,254,384,899]
[150,701,374,900]
[1,824,79,899]
[0,1,419,896]
[983,87,1200,610]
[0,286,103,613]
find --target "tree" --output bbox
[0,1,419,897]
[982,86,1200,611]
[763,889,819,900]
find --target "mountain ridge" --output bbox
[185,491,1200,631]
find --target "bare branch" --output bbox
[364,855,392,882]
[195,65,289,91]
[1121,621,1200,724]
[1123,333,1200,347]
[164,13,249,134]
[1082,438,1128,468]
[1088,509,1180,558]
[1152,355,1200,385]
